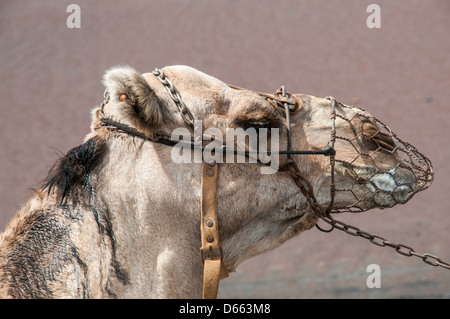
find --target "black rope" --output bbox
[99,117,335,157]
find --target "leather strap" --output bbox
[226,83,302,114]
[200,161,228,299]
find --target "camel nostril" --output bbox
[372,131,396,151]
[362,121,396,151]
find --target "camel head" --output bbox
[0,65,434,299]
[92,65,432,271]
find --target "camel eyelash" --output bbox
[233,113,281,131]
[245,119,270,130]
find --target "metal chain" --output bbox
[284,97,450,271]
[289,161,450,270]
[318,215,450,270]
[152,68,195,127]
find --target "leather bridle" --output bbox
[97,68,338,298]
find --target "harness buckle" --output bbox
[200,246,222,263]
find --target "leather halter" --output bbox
[200,161,229,298]
[97,68,337,298]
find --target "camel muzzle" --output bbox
[329,100,434,213]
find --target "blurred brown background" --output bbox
[0,0,449,298]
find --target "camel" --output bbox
[0,65,432,298]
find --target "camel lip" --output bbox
[284,212,307,224]
[334,162,416,189]
[330,161,420,213]
[291,212,308,223]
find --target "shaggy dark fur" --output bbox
[5,209,88,298]
[42,136,106,204]
[17,136,130,298]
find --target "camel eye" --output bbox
[233,112,281,132]
[246,119,269,131]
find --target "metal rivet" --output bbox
[206,220,214,227]
[206,168,214,176]
[207,160,216,167]
[207,236,214,243]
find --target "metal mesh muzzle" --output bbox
[329,101,434,213]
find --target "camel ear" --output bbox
[102,65,163,126]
